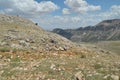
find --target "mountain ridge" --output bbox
[53,19,120,42]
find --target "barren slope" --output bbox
[0,14,75,51]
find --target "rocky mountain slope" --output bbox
[0,14,75,51]
[0,14,120,80]
[53,19,120,42]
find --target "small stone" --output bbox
[11,43,22,49]
[0,55,3,59]
[0,42,7,46]
[111,75,119,80]
[19,40,30,47]
[7,59,11,62]
[25,39,30,42]
[50,64,56,70]
[58,47,65,51]
[31,46,37,50]
[74,71,85,80]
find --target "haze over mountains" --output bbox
[53,19,120,42]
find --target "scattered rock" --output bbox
[58,47,65,51]
[74,71,85,80]
[0,55,3,59]
[31,46,37,50]
[50,64,56,70]
[8,29,18,33]
[111,75,119,80]
[25,38,35,43]
[25,39,30,42]
[4,34,17,40]
[11,43,22,49]
[104,74,119,80]
[19,40,30,47]
[100,49,105,53]
[103,74,110,79]
[0,42,7,46]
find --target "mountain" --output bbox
[52,19,120,42]
[0,14,76,51]
[0,14,120,80]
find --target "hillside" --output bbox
[0,14,120,80]
[0,14,75,51]
[53,19,120,42]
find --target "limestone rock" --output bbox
[74,71,85,80]
[111,75,119,80]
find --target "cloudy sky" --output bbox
[0,0,120,30]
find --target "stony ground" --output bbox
[79,41,120,56]
[0,47,120,80]
[0,14,75,52]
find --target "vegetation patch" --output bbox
[0,47,10,52]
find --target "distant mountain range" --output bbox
[52,19,120,42]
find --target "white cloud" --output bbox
[26,4,120,30]
[111,5,120,11]
[0,0,119,31]
[62,8,71,14]
[99,5,120,19]
[110,5,120,17]
[0,0,59,16]
[32,15,81,30]
[33,15,102,30]
[64,0,101,14]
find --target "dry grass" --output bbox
[0,47,120,80]
[93,41,120,55]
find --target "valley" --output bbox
[94,41,120,55]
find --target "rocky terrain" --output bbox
[0,14,120,80]
[53,19,120,42]
[0,46,120,80]
[0,14,76,51]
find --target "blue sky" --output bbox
[86,0,120,10]
[0,0,120,30]
[36,0,120,14]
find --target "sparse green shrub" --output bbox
[80,54,86,58]
[10,56,21,67]
[94,64,103,69]
[86,75,104,80]
[35,23,38,25]
[5,54,11,59]
[11,56,20,62]
[1,68,17,77]
[0,47,10,52]
[12,48,17,53]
